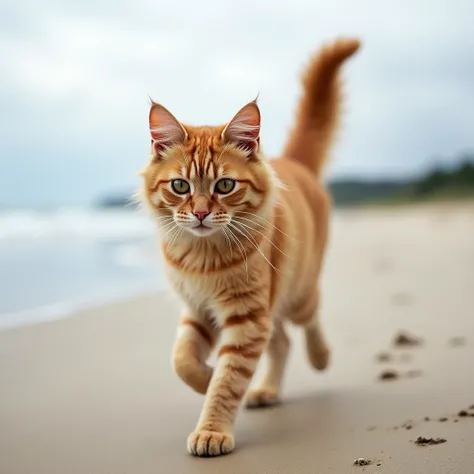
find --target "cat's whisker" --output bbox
[220,228,234,261]
[229,222,280,275]
[168,227,183,247]
[166,227,178,246]
[232,215,267,232]
[156,215,174,223]
[155,216,174,225]
[225,225,249,281]
[158,220,176,232]
[232,217,293,256]
[158,218,175,228]
[161,222,179,241]
[235,211,300,242]
[228,222,281,275]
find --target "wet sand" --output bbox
[1,204,474,473]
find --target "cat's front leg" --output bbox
[187,307,272,456]
[172,310,217,395]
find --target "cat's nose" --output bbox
[193,210,210,222]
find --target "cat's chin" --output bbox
[187,225,220,238]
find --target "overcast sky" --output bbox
[1,0,473,207]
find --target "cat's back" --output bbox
[271,158,330,230]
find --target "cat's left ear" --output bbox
[222,100,260,157]
[149,102,188,158]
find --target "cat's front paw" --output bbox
[187,430,235,457]
[245,387,280,408]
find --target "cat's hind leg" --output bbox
[304,314,330,371]
[302,291,330,371]
[287,290,331,371]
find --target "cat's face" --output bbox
[142,101,276,239]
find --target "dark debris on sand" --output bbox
[378,368,423,382]
[354,458,372,466]
[393,331,422,347]
[379,370,399,381]
[376,352,392,363]
[415,437,447,446]
[391,420,415,431]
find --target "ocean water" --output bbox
[0,208,168,329]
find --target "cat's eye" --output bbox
[171,179,190,194]
[215,179,235,195]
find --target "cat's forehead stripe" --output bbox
[189,156,197,180]
[186,142,222,181]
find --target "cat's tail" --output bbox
[282,38,360,178]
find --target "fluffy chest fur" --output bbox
[162,233,275,325]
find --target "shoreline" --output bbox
[0,285,161,331]
[2,201,472,331]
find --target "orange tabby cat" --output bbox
[141,37,360,456]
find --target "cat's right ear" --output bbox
[149,103,187,157]
[222,100,261,157]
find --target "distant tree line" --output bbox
[411,156,474,198]
[329,153,474,206]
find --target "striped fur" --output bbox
[141,38,360,457]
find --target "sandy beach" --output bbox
[1,205,473,474]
